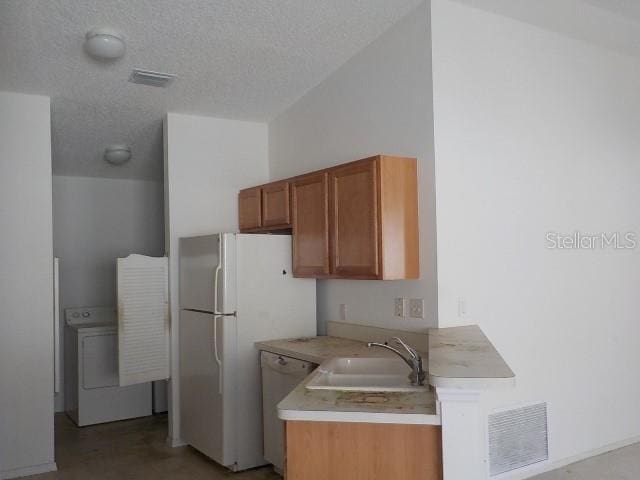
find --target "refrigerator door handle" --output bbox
[213,314,223,394]
[213,238,236,317]
[213,263,222,315]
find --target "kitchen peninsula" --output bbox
[257,323,514,480]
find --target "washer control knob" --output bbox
[72,312,80,318]
[82,312,90,318]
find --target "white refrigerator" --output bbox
[179,233,316,471]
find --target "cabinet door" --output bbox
[262,181,291,228]
[330,159,380,278]
[238,187,262,231]
[286,421,443,480]
[291,173,330,277]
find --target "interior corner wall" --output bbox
[431,0,640,475]
[0,92,55,478]
[268,1,437,336]
[164,113,269,445]
[51,175,165,412]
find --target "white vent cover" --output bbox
[129,68,176,87]
[488,403,549,476]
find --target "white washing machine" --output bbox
[65,306,152,426]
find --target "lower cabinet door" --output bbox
[285,421,443,480]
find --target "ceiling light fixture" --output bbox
[104,145,131,165]
[85,28,126,60]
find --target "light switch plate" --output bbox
[458,298,468,318]
[339,303,347,321]
[409,298,424,319]
[394,298,406,317]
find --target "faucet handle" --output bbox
[392,337,419,360]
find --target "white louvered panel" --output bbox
[117,254,170,387]
[489,402,549,476]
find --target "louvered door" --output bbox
[117,254,170,386]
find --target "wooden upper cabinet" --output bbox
[238,155,419,279]
[291,173,330,277]
[330,159,380,278]
[377,155,419,280]
[238,186,262,231]
[262,181,291,228]
[329,156,419,280]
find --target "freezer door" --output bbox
[180,233,236,315]
[179,234,220,312]
[179,309,236,467]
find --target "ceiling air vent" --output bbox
[488,402,549,476]
[129,69,176,88]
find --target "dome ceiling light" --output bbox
[104,145,131,165]
[85,28,126,60]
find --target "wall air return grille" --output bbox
[488,402,549,476]
[129,69,176,88]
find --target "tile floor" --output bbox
[24,413,639,479]
[28,413,280,480]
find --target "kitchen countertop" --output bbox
[257,325,514,424]
[255,335,404,364]
[428,325,515,389]
[256,335,438,424]
[277,373,439,425]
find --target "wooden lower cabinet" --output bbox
[284,421,442,480]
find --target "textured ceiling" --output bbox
[0,0,422,180]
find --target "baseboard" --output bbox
[0,461,57,480]
[496,435,640,479]
[166,435,187,448]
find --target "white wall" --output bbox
[164,113,269,444]
[431,0,640,475]
[0,92,55,478]
[52,175,165,412]
[268,2,437,335]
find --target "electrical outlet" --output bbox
[409,298,424,319]
[394,298,406,317]
[339,303,347,321]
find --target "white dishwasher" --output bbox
[261,350,316,473]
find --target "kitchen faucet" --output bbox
[367,337,426,386]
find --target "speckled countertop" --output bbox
[428,325,515,389]
[255,335,398,364]
[256,336,439,424]
[278,374,439,424]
